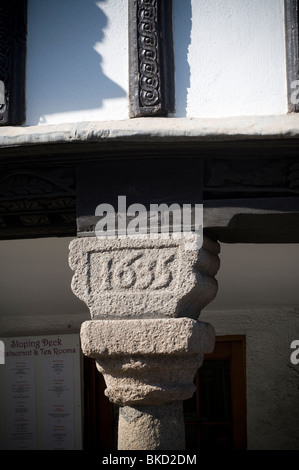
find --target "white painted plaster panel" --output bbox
[26,0,128,126]
[0,238,89,318]
[173,0,288,117]
[206,243,299,310]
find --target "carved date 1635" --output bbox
[89,249,177,291]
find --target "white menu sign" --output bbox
[5,356,37,450]
[0,334,82,450]
[42,354,74,449]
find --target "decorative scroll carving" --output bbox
[0,167,76,239]
[0,169,75,198]
[204,158,299,197]
[138,0,160,108]
[0,4,10,95]
[0,0,27,125]
[129,0,174,117]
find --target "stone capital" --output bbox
[80,317,215,406]
[69,234,220,319]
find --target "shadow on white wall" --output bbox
[26,0,127,125]
[173,0,192,117]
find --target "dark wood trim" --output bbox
[0,0,27,125]
[128,0,175,117]
[203,336,247,451]
[2,138,299,166]
[203,196,299,243]
[83,356,115,450]
[184,336,247,450]
[285,0,299,112]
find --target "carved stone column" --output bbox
[69,234,220,450]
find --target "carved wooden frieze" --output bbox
[204,158,299,197]
[129,0,174,117]
[0,168,76,239]
[0,0,27,125]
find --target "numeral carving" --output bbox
[90,249,176,292]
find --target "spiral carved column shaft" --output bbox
[69,234,220,450]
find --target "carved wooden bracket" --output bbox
[0,0,27,125]
[128,0,175,117]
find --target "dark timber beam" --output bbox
[128,0,175,117]
[204,198,299,243]
[0,121,299,243]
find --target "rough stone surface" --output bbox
[80,317,215,356]
[80,318,215,406]
[69,234,220,319]
[118,403,185,450]
[69,232,219,449]
[2,115,299,149]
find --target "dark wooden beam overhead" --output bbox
[0,152,299,242]
[128,0,175,117]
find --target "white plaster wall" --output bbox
[26,0,129,126]
[206,243,299,310]
[25,0,288,125]
[172,0,288,117]
[0,238,89,336]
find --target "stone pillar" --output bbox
[69,234,220,450]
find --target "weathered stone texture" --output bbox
[118,403,185,450]
[3,115,299,149]
[69,234,220,319]
[69,233,220,450]
[80,318,215,406]
[81,317,214,356]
